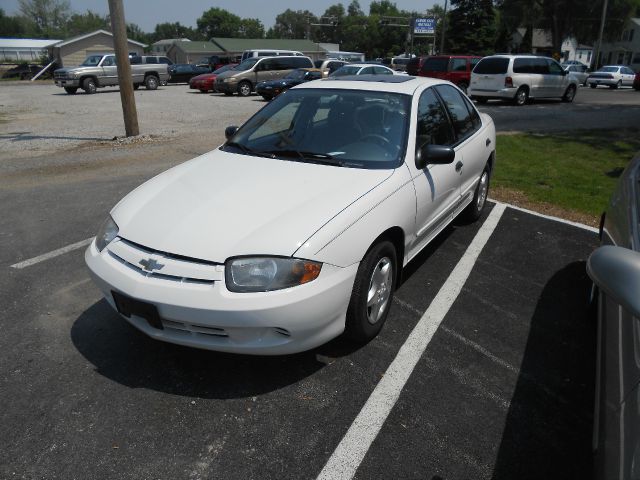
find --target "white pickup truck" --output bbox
[53,54,170,94]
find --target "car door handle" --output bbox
[455,161,463,172]
[486,138,491,147]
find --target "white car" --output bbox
[86,76,496,355]
[587,65,636,89]
[330,63,396,77]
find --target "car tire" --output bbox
[562,85,576,102]
[237,81,252,97]
[133,84,140,90]
[513,87,528,106]
[63,87,78,94]
[199,89,207,93]
[261,95,272,101]
[224,92,233,96]
[458,82,468,94]
[590,84,597,88]
[461,165,491,223]
[145,75,159,90]
[345,240,397,343]
[475,97,488,104]
[82,77,97,94]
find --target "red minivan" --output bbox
[418,55,482,94]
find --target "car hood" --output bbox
[55,66,95,74]
[111,149,394,263]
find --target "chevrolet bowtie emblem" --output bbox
[139,258,165,272]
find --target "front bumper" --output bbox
[55,78,80,87]
[588,78,617,87]
[215,82,236,94]
[85,239,357,355]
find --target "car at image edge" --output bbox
[85,75,496,355]
[587,65,636,89]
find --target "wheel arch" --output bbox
[79,75,98,87]
[371,227,405,287]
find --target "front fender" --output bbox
[294,165,415,267]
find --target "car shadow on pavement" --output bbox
[71,299,362,399]
[491,261,595,479]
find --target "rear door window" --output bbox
[373,66,393,75]
[513,58,534,74]
[473,57,509,74]
[532,58,549,74]
[450,58,467,72]
[422,57,449,72]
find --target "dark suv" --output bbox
[418,55,482,93]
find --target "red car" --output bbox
[634,72,640,91]
[418,55,482,94]
[189,64,237,93]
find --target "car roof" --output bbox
[293,75,446,94]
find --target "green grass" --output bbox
[494,129,640,217]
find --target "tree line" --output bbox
[2,0,639,60]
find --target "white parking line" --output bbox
[10,237,93,269]
[316,204,506,480]
[490,199,598,233]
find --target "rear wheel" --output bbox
[475,97,488,104]
[461,165,491,222]
[64,86,78,94]
[133,83,140,90]
[513,87,528,106]
[562,85,576,102]
[612,80,622,89]
[345,241,397,343]
[145,75,159,90]
[590,84,597,89]
[82,77,97,94]
[237,81,252,97]
[199,89,207,93]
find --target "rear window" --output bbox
[473,57,509,74]
[422,57,449,72]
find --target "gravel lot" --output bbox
[0,81,265,161]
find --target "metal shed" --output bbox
[0,38,61,63]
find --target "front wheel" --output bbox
[82,77,97,94]
[237,81,252,97]
[590,84,597,89]
[461,166,491,223]
[562,85,576,102]
[145,75,159,90]
[345,241,397,343]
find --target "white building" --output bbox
[598,17,640,70]
[0,38,61,63]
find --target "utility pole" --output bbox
[108,0,139,137]
[594,0,609,69]
[440,0,448,54]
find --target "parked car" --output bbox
[587,65,636,89]
[469,54,579,105]
[382,56,411,72]
[189,64,237,93]
[418,55,482,93]
[256,68,322,100]
[634,72,640,90]
[215,55,314,97]
[85,75,496,355]
[330,63,395,77]
[406,56,427,76]
[2,63,42,80]
[561,63,589,85]
[195,55,236,71]
[314,59,348,76]
[168,64,210,84]
[587,153,640,480]
[240,49,304,62]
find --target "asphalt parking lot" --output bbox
[0,78,627,479]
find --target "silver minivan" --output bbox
[469,55,579,105]
[215,56,314,97]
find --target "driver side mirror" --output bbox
[415,144,455,170]
[225,125,239,140]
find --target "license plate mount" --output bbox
[112,291,163,330]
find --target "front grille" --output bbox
[107,238,222,285]
[54,72,67,80]
[163,319,229,337]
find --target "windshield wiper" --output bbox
[265,149,346,166]
[224,142,271,157]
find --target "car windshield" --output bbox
[600,66,619,72]
[332,66,361,76]
[222,88,411,169]
[234,58,259,71]
[81,55,104,66]
[285,69,308,80]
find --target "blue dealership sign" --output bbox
[414,18,436,35]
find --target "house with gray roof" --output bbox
[48,29,146,67]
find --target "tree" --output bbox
[151,22,199,42]
[348,1,364,17]
[65,10,109,36]
[126,22,150,44]
[446,0,496,54]
[0,8,29,37]
[197,7,243,38]
[239,18,265,38]
[18,0,70,37]
[268,9,317,39]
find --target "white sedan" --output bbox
[330,63,397,77]
[86,75,496,355]
[587,65,636,89]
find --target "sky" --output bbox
[2,0,441,32]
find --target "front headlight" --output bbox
[95,215,119,252]
[224,77,237,83]
[225,257,322,292]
